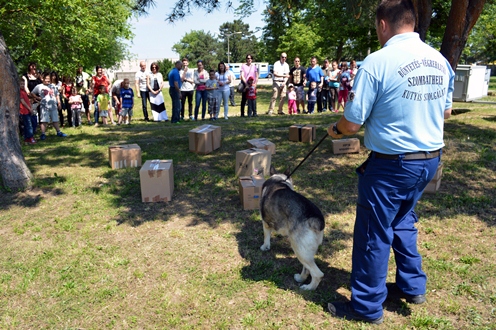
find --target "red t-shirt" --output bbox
[20,89,31,115]
[63,83,73,99]
[92,75,110,96]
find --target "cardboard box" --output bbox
[108,144,142,169]
[431,162,443,181]
[247,138,276,154]
[424,162,444,194]
[235,148,272,177]
[188,124,221,154]
[332,138,360,154]
[289,124,316,142]
[140,160,174,202]
[239,175,265,210]
[424,178,441,194]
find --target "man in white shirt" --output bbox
[267,52,290,115]
[135,61,150,121]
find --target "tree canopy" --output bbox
[0,0,135,75]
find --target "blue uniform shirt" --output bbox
[344,32,455,154]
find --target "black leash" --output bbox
[286,134,329,180]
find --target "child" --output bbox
[68,87,83,127]
[119,78,134,125]
[205,69,219,121]
[337,62,352,112]
[287,84,297,115]
[96,85,111,125]
[306,81,318,114]
[31,72,67,140]
[245,77,257,117]
[19,78,38,144]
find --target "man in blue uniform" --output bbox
[327,0,455,324]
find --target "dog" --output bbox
[260,166,325,290]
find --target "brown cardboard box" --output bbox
[239,175,265,210]
[139,160,174,202]
[108,144,142,169]
[289,124,316,142]
[247,138,276,154]
[431,162,443,181]
[188,124,221,154]
[332,138,360,154]
[424,178,441,194]
[424,162,443,194]
[235,148,272,177]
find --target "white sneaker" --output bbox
[125,121,130,125]
[224,116,229,120]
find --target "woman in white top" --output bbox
[215,62,232,120]
[146,62,167,121]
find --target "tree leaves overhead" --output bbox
[1,0,135,75]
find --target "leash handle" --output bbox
[287,133,329,179]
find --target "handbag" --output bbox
[237,81,245,93]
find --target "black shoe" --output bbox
[327,302,384,325]
[253,113,258,117]
[386,283,426,304]
[144,118,149,122]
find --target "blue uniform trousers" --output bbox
[350,152,440,320]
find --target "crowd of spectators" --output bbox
[18,56,358,143]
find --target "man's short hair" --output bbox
[182,58,188,62]
[376,0,416,30]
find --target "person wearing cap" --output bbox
[267,52,290,115]
[245,77,257,117]
[326,0,454,324]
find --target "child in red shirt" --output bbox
[19,78,38,144]
[245,77,257,117]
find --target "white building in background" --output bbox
[107,57,179,81]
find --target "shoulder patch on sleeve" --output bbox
[348,91,355,102]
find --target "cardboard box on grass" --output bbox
[235,148,272,177]
[140,160,174,202]
[247,138,276,154]
[332,138,360,154]
[189,124,221,154]
[424,162,443,194]
[289,124,316,142]
[239,175,265,210]
[109,144,142,169]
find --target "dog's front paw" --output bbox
[260,244,270,251]
[299,284,316,291]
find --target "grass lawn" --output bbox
[1,81,495,329]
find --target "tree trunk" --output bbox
[440,0,486,70]
[414,0,433,41]
[0,32,33,191]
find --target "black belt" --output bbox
[373,149,440,160]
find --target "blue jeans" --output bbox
[21,114,37,139]
[93,94,99,123]
[194,89,207,120]
[169,88,181,123]
[140,90,149,120]
[350,152,440,320]
[219,89,230,118]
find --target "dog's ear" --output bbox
[270,165,277,176]
[284,167,291,177]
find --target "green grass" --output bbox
[0,83,495,328]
